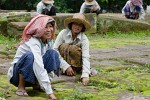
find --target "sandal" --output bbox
[16,90,29,97]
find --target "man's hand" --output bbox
[49,93,57,100]
[66,67,75,76]
[82,77,89,85]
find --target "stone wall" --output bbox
[7,13,97,38]
[0,18,8,35]
[0,12,150,38]
[97,14,150,34]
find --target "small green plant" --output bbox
[63,87,95,100]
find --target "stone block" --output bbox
[0,18,8,35]
[7,22,28,38]
[97,14,150,34]
[145,14,150,20]
[7,13,97,38]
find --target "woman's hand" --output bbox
[82,77,89,85]
[65,67,75,76]
[49,93,57,100]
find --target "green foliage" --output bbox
[0,34,18,55]
[1,0,150,12]
[55,0,73,13]
[63,87,95,100]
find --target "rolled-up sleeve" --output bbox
[53,30,70,73]
[81,35,90,78]
[30,43,53,94]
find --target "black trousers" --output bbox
[42,6,56,16]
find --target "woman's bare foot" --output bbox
[16,90,28,97]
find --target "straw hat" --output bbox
[85,0,96,5]
[64,13,91,32]
[42,0,54,4]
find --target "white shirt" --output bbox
[36,1,53,14]
[80,1,101,13]
[8,37,54,94]
[53,29,91,78]
[122,1,145,19]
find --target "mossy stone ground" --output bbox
[1,44,150,100]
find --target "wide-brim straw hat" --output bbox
[64,13,92,32]
[85,0,96,5]
[42,0,54,4]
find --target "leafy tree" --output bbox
[0,0,150,12]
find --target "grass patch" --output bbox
[0,34,18,47]
[0,34,19,53]
[88,31,150,49]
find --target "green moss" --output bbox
[62,87,96,100]
[101,66,129,71]
[0,18,8,35]
[97,16,150,34]
[143,90,150,96]
[96,88,123,100]
[7,13,31,22]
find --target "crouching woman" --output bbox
[7,14,60,100]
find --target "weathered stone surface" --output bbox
[97,13,150,34]
[90,45,150,66]
[0,12,150,37]
[145,13,150,20]
[125,57,150,65]
[52,74,76,83]
[7,12,31,22]
[0,18,8,35]
[7,22,28,37]
[91,60,123,66]
[7,13,97,37]
[119,93,150,100]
